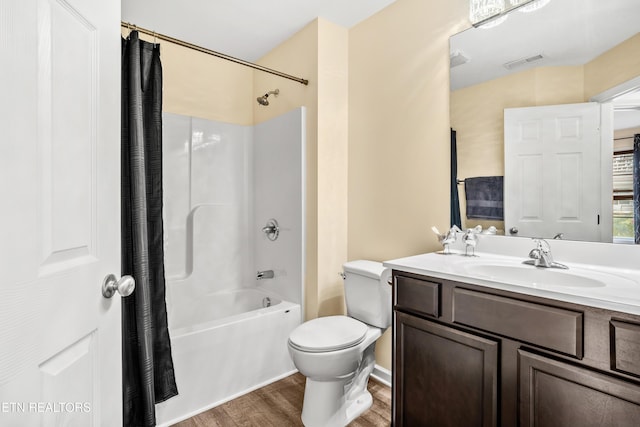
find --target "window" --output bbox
[613,151,634,242]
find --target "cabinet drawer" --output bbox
[395,275,440,318]
[453,288,583,357]
[611,320,640,378]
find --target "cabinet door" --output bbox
[519,350,640,427]
[394,311,498,427]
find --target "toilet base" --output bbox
[301,378,374,427]
[300,342,377,427]
[344,390,373,424]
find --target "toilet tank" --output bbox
[343,260,392,329]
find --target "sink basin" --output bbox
[464,264,606,288]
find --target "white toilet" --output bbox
[288,260,392,427]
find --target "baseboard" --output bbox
[371,364,391,387]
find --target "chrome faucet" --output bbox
[525,238,568,269]
[432,225,462,254]
[256,270,274,280]
[462,225,482,256]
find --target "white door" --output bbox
[0,0,122,425]
[504,102,608,242]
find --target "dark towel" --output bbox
[464,176,503,220]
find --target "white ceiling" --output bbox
[121,0,397,62]
[450,0,640,91]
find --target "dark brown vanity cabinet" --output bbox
[392,271,640,427]
[394,311,498,427]
[519,350,640,427]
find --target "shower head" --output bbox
[256,89,279,106]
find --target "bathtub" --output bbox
[156,287,301,426]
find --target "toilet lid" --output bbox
[289,315,368,353]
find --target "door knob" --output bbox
[102,274,135,298]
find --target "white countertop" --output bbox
[384,250,640,316]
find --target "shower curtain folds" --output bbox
[121,31,178,427]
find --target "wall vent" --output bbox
[503,54,544,70]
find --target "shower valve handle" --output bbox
[102,274,136,298]
[262,219,280,241]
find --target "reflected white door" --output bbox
[504,102,609,242]
[0,0,121,425]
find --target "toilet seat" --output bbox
[289,315,368,353]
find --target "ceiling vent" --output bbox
[503,54,544,70]
[450,50,470,68]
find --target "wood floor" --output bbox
[172,373,391,427]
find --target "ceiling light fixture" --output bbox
[469,0,508,28]
[470,0,551,28]
[509,0,551,13]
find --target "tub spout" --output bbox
[256,270,274,280]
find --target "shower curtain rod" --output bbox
[121,21,309,86]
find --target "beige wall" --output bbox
[161,44,254,124]
[316,21,350,317]
[348,0,469,370]
[451,32,640,231]
[122,27,254,125]
[253,20,321,320]
[349,0,468,259]
[254,18,349,321]
[585,33,640,99]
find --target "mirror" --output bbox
[450,0,640,243]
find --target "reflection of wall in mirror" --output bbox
[451,32,640,232]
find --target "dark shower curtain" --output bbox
[634,134,640,244]
[450,128,462,228]
[121,31,178,426]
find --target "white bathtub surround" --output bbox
[163,109,305,301]
[162,114,254,283]
[159,109,305,425]
[253,109,306,306]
